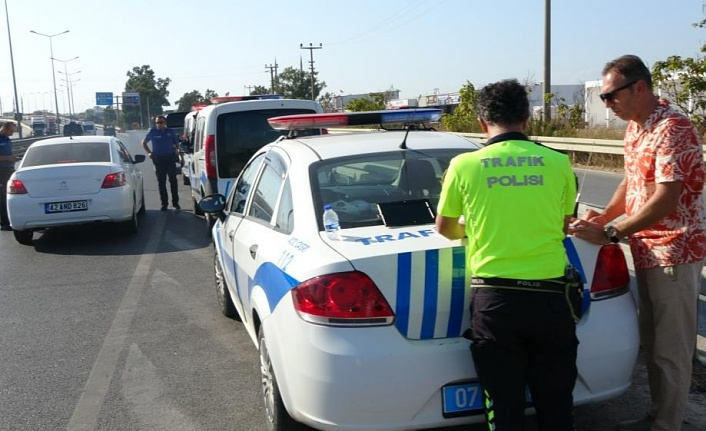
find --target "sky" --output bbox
[0,0,704,115]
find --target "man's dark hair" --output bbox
[602,55,652,90]
[477,79,530,126]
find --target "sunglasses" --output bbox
[599,80,637,102]
[156,121,165,124]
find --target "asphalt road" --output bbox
[0,133,704,431]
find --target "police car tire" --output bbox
[183,175,190,186]
[259,329,309,431]
[214,253,240,320]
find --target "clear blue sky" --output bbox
[1,0,703,114]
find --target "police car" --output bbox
[198,109,640,431]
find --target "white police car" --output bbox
[199,110,640,431]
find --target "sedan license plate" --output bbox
[45,200,88,213]
[442,382,532,417]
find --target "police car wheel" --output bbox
[214,253,240,320]
[259,329,308,431]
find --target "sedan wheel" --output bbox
[214,253,240,320]
[122,202,138,234]
[259,329,307,431]
[13,230,33,245]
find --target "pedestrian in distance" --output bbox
[142,115,182,211]
[436,79,579,430]
[570,54,706,431]
[0,121,18,231]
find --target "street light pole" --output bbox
[30,29,69,128]
[53,56,78,118]
[300,43,322,100]
[4,0,22,137]
[58,69,80,119]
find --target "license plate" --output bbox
[442,382,532,417]
[45,200,88,213]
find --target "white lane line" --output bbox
[67,217,165,431]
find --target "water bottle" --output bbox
[322,204,341,240]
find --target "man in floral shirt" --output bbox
[571,55,705,431]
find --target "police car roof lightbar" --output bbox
[211,94,283,104]
[267,109,443,130]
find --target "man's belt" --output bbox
[471,276,566,293]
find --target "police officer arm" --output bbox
[435,215,466,240]
[0,154,15,162]
[141,137,152,158]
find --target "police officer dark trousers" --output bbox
[153,154,179,209]
[469,282,578,430]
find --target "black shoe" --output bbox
[161,205,168,211]
[173,204,181,211]
[0,225,12,231]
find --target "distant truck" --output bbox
[30,117,47,136]
[46,117,57,135]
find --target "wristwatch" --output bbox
[604,225,620,243]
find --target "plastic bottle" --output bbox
[322,204,341,240]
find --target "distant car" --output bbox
[81,121,97,135]
[7,136,146,245]
[63,121,83,136]
[104,125,116,136]
[198,109,640,431]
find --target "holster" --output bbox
[564,265,584,323]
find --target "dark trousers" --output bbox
[469,287,578,431]
[0,167,13,226]
[153,155,179,207]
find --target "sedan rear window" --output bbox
[313,149,468,227]
[22,142,111,167]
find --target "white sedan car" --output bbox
[7,135,145,245]
[199,110,640,431]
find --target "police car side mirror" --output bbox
[198,194,227,214]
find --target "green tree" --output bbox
[176,90,204,111]
[277,66,326,100]
[103,106,116,125]
[318,91,338,112]
[250,85,269,95]
[441,82,481,133]
[652,55,706,133]
[123,65,171,128]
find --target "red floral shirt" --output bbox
[624,100,706,269]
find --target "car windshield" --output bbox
[313,149,469,228]
[22,142,111,167]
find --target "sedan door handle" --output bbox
[249,244,258,259]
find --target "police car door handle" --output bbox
[249,244,258,259]
[228,230,235,240]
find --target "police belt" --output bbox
[471,276,566,293]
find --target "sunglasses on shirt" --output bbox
[599,80,638,102]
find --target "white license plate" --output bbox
[442,382,532,417]
[45,200,88,213]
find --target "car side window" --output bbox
[116,141,133,164]
[248,163,283,224]
[275,178,294,233]
[228,153,265,214]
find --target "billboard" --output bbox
[95,92,113,105]
[122,92,140,105]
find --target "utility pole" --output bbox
[114,95,121,130]
[543,0,551,122]
[300,43,322,100]
[265,64,277,94]
[244,85,254,95]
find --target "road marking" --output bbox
[67,217,165,431]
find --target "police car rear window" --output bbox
[314,149,465,228]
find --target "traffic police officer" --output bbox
[436,79,578,430]
[142,115,181,211]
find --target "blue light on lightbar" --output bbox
[379,109,442,124]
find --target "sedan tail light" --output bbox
[590,244,630,300]
[101,171,127,188]
[292,271,395,326]
[7,179,27,194]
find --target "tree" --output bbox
[103,106,116,125]
[652,55,706,134]
[318,92,338,112]
[250,85,269,95]
[277,66,326,100]
[123,65,171,128]
[441,82,480,132]
[176,90,204,111]
[344,92,388,111]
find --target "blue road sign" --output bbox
[96,92,113,105]
[122,92,140,105]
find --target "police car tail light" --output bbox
[589,244,630,300]
[291,271,395,326]
[267,109,442,130]
[7,179,27,194]
[101,171,126,188]
[204,135,217,179]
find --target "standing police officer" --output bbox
[142,115,181,211]
[436,79,578,430]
